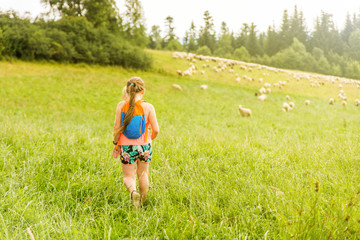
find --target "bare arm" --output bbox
[113,102,125,143]
[148,104,159,140]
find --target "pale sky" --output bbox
[1,0,360,38]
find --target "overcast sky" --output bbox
[1,0,360,38]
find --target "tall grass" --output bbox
[1,51,360,239]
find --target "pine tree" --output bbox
[164,16,176,44]
[234,23,249,49]
[311,11,344,54]
[290,6,307,44]
[184,21,197,52]
[265,25,281,56]
[342,13,354,42]
[245,23,260,56]
[280,10,292,48]
[214,21,233,57]
[148,25,161,49]
[198,10,216,53]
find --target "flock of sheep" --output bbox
[171,51,360,118]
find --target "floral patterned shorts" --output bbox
[120,143,152,164]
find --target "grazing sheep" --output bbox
[259,87,266,95]
[329,98,335,105]
[355,99,360,106]
[200,84,208,90]
[176,70,183,76]
[172,84,183,91]
[235,77,241,83]
[283,102,291,112]
[229,69,234,73]
[201,70,205,75]
[238,105,252,117]
[258,94,267,102]
[305,100,310,106]
[259,78,263,83]
[342,100,347,107]
[266,88,271,94]
[289,102,295,108]
[264,83,271,88]
[286,95,290,101]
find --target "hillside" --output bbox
[0,50,360,239]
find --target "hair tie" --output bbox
[130,83,135,87]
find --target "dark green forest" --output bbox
[2,1,360,78]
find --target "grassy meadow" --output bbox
[1,50,360,239]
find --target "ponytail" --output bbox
[119,77,145,133]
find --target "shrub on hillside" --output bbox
[233,46,250,61]
[0,13,152,69]
[196,45,211,56]
[166,39,183,51]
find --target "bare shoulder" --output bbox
[142,102,155,112]
[117,101,126,111]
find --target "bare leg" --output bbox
[137,161,149,203]
[121,163,137,194]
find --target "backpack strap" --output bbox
[144,121,151,142]
[138,100,151,142]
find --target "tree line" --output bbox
[2,1,360,79]
[149,7,360,79]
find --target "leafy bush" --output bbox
[166,39,183,51]
[0,13,152,69]
[196,45,211,56]
[233,47,250,61]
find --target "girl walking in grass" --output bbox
[113,77,159,208]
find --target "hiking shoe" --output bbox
[131,191,141,209]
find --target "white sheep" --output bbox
[172,84,183,91]
[200,84,208,90]
[238,105,252,117]
[264,83,271,88]
[183,69,192,76]
[259,87,266,95]
[329,98,335,105]
[305,100,310,106]
[176,70,183,76]
[258,94,267,102]
[266,88,271,94]
[342,100,347,107]
[286,95,290,101]
[289,102,295,108]
[235,77,241,83]
[355,99,360,106]
[201,70,205,75]
[282,102,291,112]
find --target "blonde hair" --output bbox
[119,77,145,133]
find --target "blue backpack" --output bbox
[121,100,149,139]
